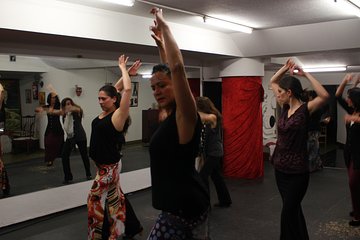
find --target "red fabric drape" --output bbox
[188,78,200,97]
[222,77,264,179]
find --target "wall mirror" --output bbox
[0,54,202,199]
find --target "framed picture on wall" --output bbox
[25,89,32,103]
[32,83,38,100]
[39,91,46,105]
[130,82,139,107]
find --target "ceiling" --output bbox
[61,0,356,30]
[1,0,360,75]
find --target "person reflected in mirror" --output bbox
[335,73,360,227]
[196,96,232,208]
[270,59,329,239]
[147,8,210,239]
[304,90,325,172]
[87,54,132,240]
[0,83,10,198]
[35,90,64,167]
[60,97,91,184]
[0,144,10,198]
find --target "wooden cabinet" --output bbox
[142,109,159,144]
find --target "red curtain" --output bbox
[222,77,264,179]
[188,78,200,97]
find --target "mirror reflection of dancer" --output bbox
[35,91,64,167]
[270,59,329,239]
[305,90,324,172]
[87,55,132,240]
[0,83,10,198]
[196,96,232,208]
[335,73,360,227]
[147,8,210,239]
[60,98,91,184]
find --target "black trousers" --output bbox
[61,138,91,181]
[275,169,309,240]
[199,155,232,205]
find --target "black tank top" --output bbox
[89,112,123,164]
[149,110,210,219]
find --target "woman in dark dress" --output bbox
[35,92,64,167]
[270,59,329,239]
[335,73,360,226]
[147,8,210,239]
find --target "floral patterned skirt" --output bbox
[87,162,125,240]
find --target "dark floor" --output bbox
[1,144,360,239]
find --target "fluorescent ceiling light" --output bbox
[302,66,347,73]
[142,74,152,79]
[101,0,134,7]
[202,16,253,34]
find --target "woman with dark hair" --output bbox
[196,96,232,208]
[305,90,324,172]
[335,73,360,227]
[270,59,329,239]
[147,8,210,239]
[60,97,91,184]
[87,54,132,240]
[35,91,64,167]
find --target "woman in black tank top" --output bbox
[148,8,210,240]
[196,96,232,208]
[87,55,134,240]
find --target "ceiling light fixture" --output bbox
[142,74,152,79]
[136,0,253,33]
[202,16,253,34]
[302,66,347,73]
[101,0,135,7]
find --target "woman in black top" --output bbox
[87,54,132,239]
[196,96,232,208]
[148,8,209,239]
[60,97,91,184]
[35,92,64,167]
[335,73,360,226]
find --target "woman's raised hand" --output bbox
[150,8,167,33]
[128,59,142,76]
[342,73,353,85]
[118,54,129,71]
